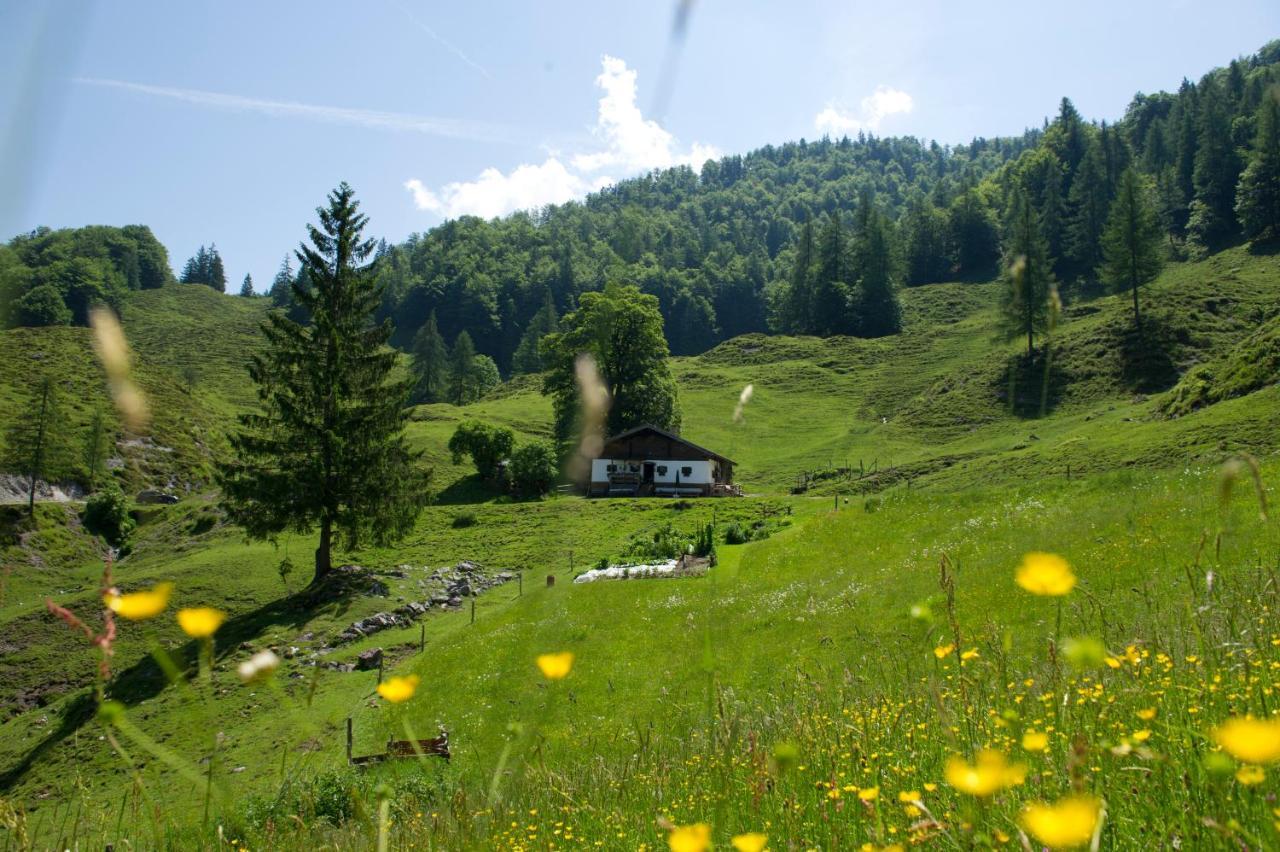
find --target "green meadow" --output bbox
[1,245,1279,849]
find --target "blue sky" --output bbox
[2,0,1277,291]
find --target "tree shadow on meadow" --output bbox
[0,583,359,795]
[431,475,502,506]
[1117,315,1180,394]
[996,347,1067,419]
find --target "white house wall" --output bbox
[590,458,714,485]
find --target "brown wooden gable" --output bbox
[598,425,735,466]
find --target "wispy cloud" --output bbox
[814,86,914,136]
[389,0,490,79]
[404,55,717,220]
[76,77,517,144]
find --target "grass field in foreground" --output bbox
[3,459,1277,850]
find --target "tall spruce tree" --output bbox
[780,220,816,333]
[239,273,254,297]
[221,183,428,585]
[1067,138,1112,278]
[2,376,69,517]
[448,330,478,405]
[901,197,951,285]
[1188,82,1242,250]
[812,212,851,335]
[208,245,227,292]
[851,211,902,338]
[1236,91,1280,244]
[512,290,560,374]
[269,255,294,307]
[410,311,449,402]
[948,185,1001,277]
[1101,168,1164,328]
[999,191,1057,357]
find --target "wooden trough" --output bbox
[347,717,450,766]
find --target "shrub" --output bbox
[448,421,515,480]
[452,511,478,529]
[82,481,134,547]
[14,283,71,327]
[724,522,750,545]
[509,440,558,497]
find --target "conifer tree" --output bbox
[1188,83,1241,250]
[2,376,70,517]
[82,407,111,488]
[449,330,478,405]
[239,273,254,297]
[269,256,294,307]
[948,185,1001,277]
[1236,91,1280,244]
[812,212,851,335]
[999,191,1057,357]
[851,211,902,338]
[902,197,951,285]
[410,311,449,402]
[221,183,428,585]
[512,290,560,374]
[208,245,227,292]
[1101,168,1164,328]
[780,220,816,333]
[1067,138,1111,277]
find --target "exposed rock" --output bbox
[355,648,383,671]
[137,489,179,505]
[366,580,390,597]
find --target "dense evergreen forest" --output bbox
[3,42,1279,393]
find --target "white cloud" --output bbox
[814,85,914,136]
[405,55,717,220]
[76,77,517,143]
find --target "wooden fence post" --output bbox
[470,596,476,625]
[518,572,523,596]
[346,718,353,764]
[419,623,425,653]
[377,656,384,684]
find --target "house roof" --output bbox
[599,423,737,466]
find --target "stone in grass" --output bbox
[355,648,383,671]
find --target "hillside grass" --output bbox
[0,247,1278,847]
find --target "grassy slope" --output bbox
[0,247,1278,845]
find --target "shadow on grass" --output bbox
[432,476,501,506]
[1118,315,1180,394]
[997,347,1067,419]
[0,584,357,794]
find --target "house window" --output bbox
[629,463,640,472]
[606,464,617,473]
[657,465,668,475]
[681,466,693,477]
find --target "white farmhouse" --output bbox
[589,424,739,497]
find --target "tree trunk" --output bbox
[314,516,332,584]
[1132,280,1141,329]
[26,471,35,518]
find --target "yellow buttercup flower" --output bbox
[376,674,420,703]
[1015,552,1076,596]
[857,786,879,801]
[897,789,920,802]
[1020,795,1099,849]
[1236,765,1266,786]
[1212,717,1280,764]
[960,648,980,661]
[536,652,574,680]
[668,823,711,852]
[933,643,955,659]
[1131,730,1151,743]
[945,750,1026,797]
[104,582,173,620]
[1022,731,1049,752]
[177,607,226,638]
[1137,707,1157,721]
[731,832,767,852]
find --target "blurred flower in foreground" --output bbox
[103,582,173,621]
[177,607,226,638]
[377,674,420,703]
[1015,552,1076,596]
[731,832,767,852]
[1212,716,1280,764]
[668,822,711,852]
[90,306,149,431]
[1235,764,1266,785]
[1062,636,1107,670]
[1022,731,1049,752]
[1020,795,1100,849]
[933,643,955,659]
[732,383,754,424]
[237,650,280,683]
[945,750,1026,797]
[536,652,574,680]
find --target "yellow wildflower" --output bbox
[1131,730,1151,743]
[897,790,920,802]
[961,648,980,661]
[668,823,711,852]
[1212,717,1280,764]
[103,582,172,620]
[177,607,226,638]
[1236,765,1266,786]
[1022,731,1049,752]
[731,833,767,852]
[376,674,420,703]
[857,786,879,801]
[933,643,955,659]
[1137,707,1157,721]
[1020,795,1099,849]
[1014,552,1076,596]
[536,652,574,680]
[945,750,1026,797]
